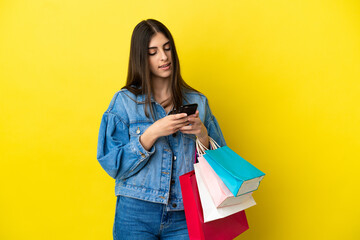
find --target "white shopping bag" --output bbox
[193,164,256,223]
[197,155,255,208]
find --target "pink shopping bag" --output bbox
[198,155,255,208]
[179,170,249,240]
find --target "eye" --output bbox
[164,43,171,51]
[148,44,171,56]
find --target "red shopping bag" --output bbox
[179,170,249,240]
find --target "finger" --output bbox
[173,113,188,119]
[189,110,199,117]
[189,112,199,120]
[187,117,200,124]
[173,116,189,126]
[179,125,193,131]
[175,121,190,129]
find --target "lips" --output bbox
[159,63,171,68]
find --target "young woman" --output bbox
[97,19,226,240]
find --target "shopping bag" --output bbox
[197,154,254,208]
[201,137,265,197]
[179,170,249,240]
[194,163,256,222]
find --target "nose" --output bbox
[160,49,169,61]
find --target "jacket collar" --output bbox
[135,94,156,104]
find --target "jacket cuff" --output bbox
[133,135,156,160]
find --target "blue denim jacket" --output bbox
[97,88,226,211]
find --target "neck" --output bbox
[151,76,172,103]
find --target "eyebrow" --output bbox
[148,41,170,49]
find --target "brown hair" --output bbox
[122,19,199,119]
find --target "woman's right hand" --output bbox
[139,113,188,151]
[150,113,189,138]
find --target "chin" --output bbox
[158,73,172,79]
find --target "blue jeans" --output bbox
[113,195,190,240]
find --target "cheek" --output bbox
[148,59,158,73]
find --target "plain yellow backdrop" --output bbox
[1,0,359,239]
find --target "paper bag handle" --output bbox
[195,136,221,156]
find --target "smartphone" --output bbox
[178,103,198,115]
[171,103,198,137]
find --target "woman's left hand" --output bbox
[179,110,209,148]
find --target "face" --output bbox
[148,32,172,80]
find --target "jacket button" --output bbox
[136,127,140,134]
[172,203,177,208]
[140,152,145,158]
[173,156,177,161]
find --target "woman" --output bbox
[97,19,226,240]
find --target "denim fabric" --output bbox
[113,195,189,240]
[97,88,226,211]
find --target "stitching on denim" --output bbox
[129,119,153,124]
[107,90,121,112]
[121,91,138,103]
[126,138,148,175]
[113,196,120,240]
[106,90,131,127]
[106,112,129,128]
[118,182,164,193]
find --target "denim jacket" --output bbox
[97,88,226,211]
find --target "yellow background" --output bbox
[1,0,359,239]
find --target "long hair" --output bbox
[122,19,199,119]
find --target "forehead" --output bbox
[148,32,170,47]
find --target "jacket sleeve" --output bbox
[96,109,156,180]
[203,97,227,147]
